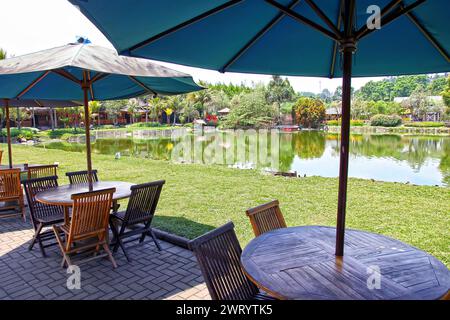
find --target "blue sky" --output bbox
[0,0,383,93]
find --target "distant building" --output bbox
[326,105,341,120]
[394,96,445,122]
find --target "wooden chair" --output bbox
[189,222,276,301]
[246,200,287,237]
[23,176,65,257]
[27,164,58,180]
[66,170,99,185]
[0,150,3,165]
[109,180,165,262]
[0,169,26,221]
[53,188,117,269]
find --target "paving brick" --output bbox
[0,217,210,300]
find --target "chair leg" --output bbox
[149,229,162,251]
[20,198,26,222]
[29,224,46,257]
[53,226,70,268]
[103,243,118,269]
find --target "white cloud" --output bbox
[0,0,382,93]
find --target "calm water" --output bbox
[38,130,450,187]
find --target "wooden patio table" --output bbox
[241,226,450,300]
[35,181,135,221]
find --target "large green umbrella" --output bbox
[0,43,203,184]
[70,0,450,254]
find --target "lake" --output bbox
[38,129,450,187]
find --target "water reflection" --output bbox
[38,130,450,186]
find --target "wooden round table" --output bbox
[35,181,135,207]
[241,226,450,300]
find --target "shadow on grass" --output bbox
[153,215,216,240]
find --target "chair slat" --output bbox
[27,164,58,180]
[189,222,263,301]
[66,170,99,185]
[0,168,25,221]
[246,200,287,237]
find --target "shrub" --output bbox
[0,128,38,140]
[403,122,445,128]
[127,122,163,128]
[294,97,326,128]
[326,120,365,126]
[370,114,402,127]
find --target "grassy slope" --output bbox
[5,143,449,267]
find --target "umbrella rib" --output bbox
[329,0,344,79]
[128,76,157,96]
[126,0,243,53]
[87,71,96,101]
[16,71,51,98]
[405,12,449,63]
[219,0,301,73]
[91,72,110,84]
[356,0,426,40]
[304,0,342,37]
[265,0,340,42]
[51,69,82,85]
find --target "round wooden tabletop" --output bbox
[241,226,450,300]
[35,181,135,207]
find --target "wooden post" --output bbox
[82,71,94,190]
[4,99,13,168]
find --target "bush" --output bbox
[403,122,445,128]
[39,128,82,139]
[127,122,163,128]
[326,120,365,126]
[370,114,402,127]
[294,97,326,128]
[0,128,38,140]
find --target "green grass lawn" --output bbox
[4,143,449,267]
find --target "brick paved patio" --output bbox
[0,215,210,300]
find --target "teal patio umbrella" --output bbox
[70,0,450,255]
[0,43,203,183]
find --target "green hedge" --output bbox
[403,122,445,128]
[327,120,365,126]
[370,114,402,127]
[127,122,163,128]
[0,128,38,140]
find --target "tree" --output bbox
[401,86,431,120]
[294,97,326,128]
[428,76,447,95]
[166,95,184,125]
[0,48,6,60]
[319,89,332,103]
[442,76,450,115]
[266,76,296,104]
[223,87,276,129]
[204,90,230,116]
[104,100,125,126]
[89,101,102,126]
[127,98,140,124]
[392,75,428,97]
[147,97,165,122]
[180,101,200,123]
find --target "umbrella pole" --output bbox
[82,82,94,190]
[335,42,355,257]
[4,99,13,168]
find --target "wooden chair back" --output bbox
[67,188,115,247]
[27,164,58,180]
[246,200,287,237]
[66,170,99,185]
[189,222,259,300]
[0,150,3,165]
[0,169,22,200]
[123,180,165,225]
[23,176,63,228]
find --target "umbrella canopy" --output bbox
[0,43,203,184]
[0,43,203,100]
[70,0,449,77]
[71,0,450,256]
[1,99,81,168]
[0,99,80,108]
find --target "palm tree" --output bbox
[89,101,102,126]
[0,48,6,60]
